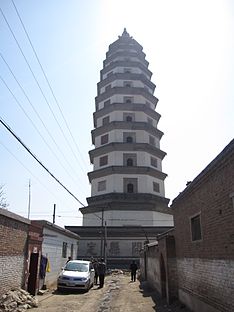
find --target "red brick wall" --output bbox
[0,212,29,295]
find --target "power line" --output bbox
[11,0,88,172]
[1,5,87,176]
[0,55,87,193]
[0,117,85,206]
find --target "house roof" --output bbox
[31,220,80,240]
[171,139,234,205]
[0,207,31,225]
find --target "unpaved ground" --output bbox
[32,273,190,312]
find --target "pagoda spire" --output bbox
[122,28,130,37]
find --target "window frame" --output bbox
[190,213,202,242]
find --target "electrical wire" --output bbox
[0,117,85,206]
[11,0,88,172]
[0,7,87,177]
[0,54,88,193]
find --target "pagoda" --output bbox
[66,29,173,267]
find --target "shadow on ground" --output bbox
[139,281,191,312]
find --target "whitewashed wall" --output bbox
[41,227,79,287]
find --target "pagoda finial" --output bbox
[122,28,129,37]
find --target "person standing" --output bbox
[98,258,106,288]
[93,259,99,285]
[130,260,138,282]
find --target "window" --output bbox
[149,135,155,146]
[191,214,202,241]
[123,132,136,143]
[124,81,132,88]
[124,68,131,73]
[99,155,108,166]
[123,178,138,193]
[123,153,137,166]
[62,242,67,258]
[127,158,133,166]
[98,180,106,191]
[153,182,160,193]
[104,99,110,107]
[126,136,133,143]
[124,96,133,104]
[151,157,158,168]
[101,134,109,145]
[102,116,110,125]
[123,112,135,122]
[71,244,74,258]
[127,183,134,193]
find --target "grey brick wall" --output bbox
[0,255,25,295]
[0,210,29,295]
[177,258,234,312]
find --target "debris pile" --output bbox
[0,288,38,312]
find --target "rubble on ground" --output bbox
[0,288,38,312]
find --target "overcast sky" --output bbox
[0,0,233,228]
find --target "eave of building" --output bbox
[31,220,80,240]
[95,87,158,107]
[97,73,156,93]
[108,37,143,53]
[83,192,170,212]
[171,138,234,206]
[100,61,152,79]
[89,142,166,163]
[93,103,160,127]
[106,44,146,59]
[103,50,149,67]
[0,207,31,225]
[65,225,173,238]
[87,166,167,182]
[91,121,163,144]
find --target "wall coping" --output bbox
[0,208,31,225]
[31,220,80,240]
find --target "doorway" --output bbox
[28,253,39,295]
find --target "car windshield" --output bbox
[64,262,89,272]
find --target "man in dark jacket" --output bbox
[130,260,138,282]
[98,258,106,288]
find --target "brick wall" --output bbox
[177,258,234,312]
[0,209,30,296]
[172,140,234,311]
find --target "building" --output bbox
[140,139,234,312]
[31,220,80,289]
[172,139,234,312]
[66,29,173,267]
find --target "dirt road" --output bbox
[33,273,190,312]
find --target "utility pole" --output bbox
[104,221,107,265]
[100,208,104,258]
[53,204,56,224]
[27,179,31,219]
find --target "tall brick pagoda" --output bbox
[66,29,173,267]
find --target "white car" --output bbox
[57,260,95,292]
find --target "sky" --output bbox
[0,0,233,228]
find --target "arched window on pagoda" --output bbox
[126,136,133,143]
[127,158,133,166]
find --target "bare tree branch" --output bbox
[0,184,9,209]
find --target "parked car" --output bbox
[57,260,95,291]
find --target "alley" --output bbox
[32,273,190,312]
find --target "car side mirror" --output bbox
[91,268,95,272]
